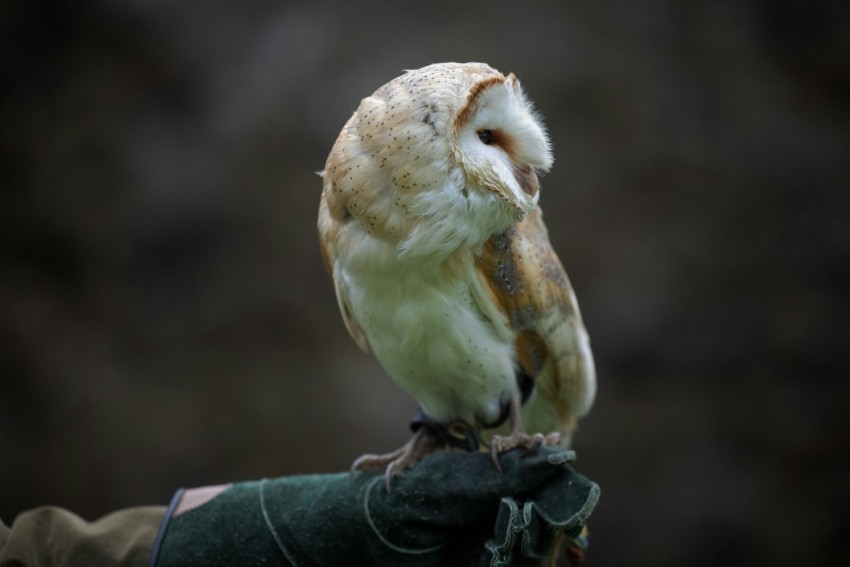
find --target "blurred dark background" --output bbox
[2,1,848,564]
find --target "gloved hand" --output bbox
[152,446,599,567]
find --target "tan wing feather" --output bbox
[475,206,595,440]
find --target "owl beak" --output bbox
[514,165,538,198]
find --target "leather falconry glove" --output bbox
[151,446,599,566]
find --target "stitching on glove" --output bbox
[363,476,445,555]
[483,540,509,567]
[547,450,576,465]
[520,482,601,557]
[485,497,522,565]
[520,501,539,557]
[259,478,303,567]
[532,481,600,531]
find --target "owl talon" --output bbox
[384,461,398,492]
[351,428,443,491]
[542,431,562,447]
[351,447,405,474]
[490,431,561,469]
[490,443,503,471]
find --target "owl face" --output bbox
[451,70,552,217]
[322,62,552,260]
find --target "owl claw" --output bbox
[351,428,443,491]
[490,431,561,470]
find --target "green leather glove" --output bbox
[151,447,599,566]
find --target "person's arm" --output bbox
[0,505,165,566]
[1,447,599,567]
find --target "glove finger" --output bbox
[384,447,576,531]
[522,470,600,558]
[482,469,599,563]
[397,446,573,501]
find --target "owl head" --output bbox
[322,62,552,260]
[448,64,552,208]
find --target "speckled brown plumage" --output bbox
[476,207,593,438]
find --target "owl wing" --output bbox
[474,206,596,440]
[318,185,370,353]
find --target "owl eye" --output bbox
[477,129,495,145]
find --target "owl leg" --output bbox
[411,408,481,452]
[489,390,561,470]
[351,427,444,490]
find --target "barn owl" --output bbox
[318,62,595,480]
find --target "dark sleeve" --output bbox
[0,505,167,566]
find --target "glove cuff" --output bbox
[148,488,183,567]
[151,481,295,567]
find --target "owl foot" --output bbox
[489,431,561,471]
[411,408,481,452]
[351,428,444,490]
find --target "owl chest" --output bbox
[341,244,518,424]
